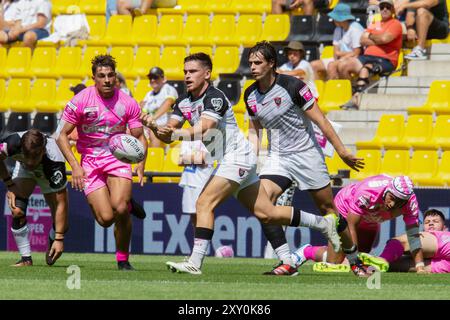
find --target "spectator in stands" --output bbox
[277,40,318,98]
[115,72,133,97]
[310,3,365,80]
[399,0,449,60]
[0,0,20,32]
[272,0,329,15]
[140,67,178,148]
[338,0,403,93]
[0,0,52,49]
[117,0,176,16]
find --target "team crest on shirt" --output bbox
[84,106,99,121]
[299,85,313,102]
[211,98,223,111]
[274,97,282,106]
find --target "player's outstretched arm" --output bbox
[406,223,427,273]
[305,102,365,171]
[140,114,182,144]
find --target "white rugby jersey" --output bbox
[244,74,319,154]
[141,83,178,126]
[171,84,249,161]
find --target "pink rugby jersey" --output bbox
[61,86,142,156]
[334,174,419,226]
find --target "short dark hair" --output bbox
[248,41,277,71]
[184,52,213,71]
[91,54,116,76]
[423,209,446,223]
[21,129,46,158]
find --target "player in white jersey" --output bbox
[141,53,342,275]
[178,140,215,228]
[245,41,369,277]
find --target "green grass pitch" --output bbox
[0,252,448,300]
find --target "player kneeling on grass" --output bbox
[359,209,450,274]
[291,174,427,274]
[57,54,147,271]
[0,129,68,267]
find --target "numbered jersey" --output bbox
[0,132,67,190]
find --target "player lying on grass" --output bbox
[291,174,426,274]
[0,129,68,267]
[359,209,450,274]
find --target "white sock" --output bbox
[299,211,327,232]
[190,238,210,269]
[274,243,294,266]
[11,225,31,257]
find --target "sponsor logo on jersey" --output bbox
[299,85,313,102]
[274,97,282,106]
[356,195,370,208]
[51,170,64,187]
[66,101,77,112]
[211,98,223,111]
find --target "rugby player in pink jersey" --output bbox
[360,209,450,274]
[56,55,147,271]
[291,174,427,274]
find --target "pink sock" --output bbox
[116,251,129,262]
[304,245,325,262]
[380,239,404,263]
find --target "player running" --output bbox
[141,52,341,275]
[359,209,450,274]
[244,41,368,276]
[0,129,68,267]
[291,174,426,274]
[56,54,147,271]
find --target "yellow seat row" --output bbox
[157,0,271,15]
[407,80,450,115]
[356,114,450,151]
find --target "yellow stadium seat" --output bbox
[438,151,450,186]
[208,0,233,13]
[209,15,236,46]
[0,47,6,78]
[233,79,254,114]
[325,152,351,176]
[388,115,433,150]
[356,114,405,150]
[97,15,133,46]
[315,79,325,105]
[182,15,211,46]
[78,15,107,47]
[211,47,240,79]
[145,147,165,172]
[235,113,249,133]
[159,46,186,80]
[134,80,152,103]
[49,46,82,79]
[408,150,443,186]
[78,0,106,15]
[407,80,450,115]
[157,0,209,14]
[131,15,159,46]
[5,79,31,112]
[350,149,381,180]
[5,47,32,78]
[189,46,213,56]
[132,46,160,79]
[0,79,7,111]
[321,46,334,59]
[231,15,262,47]
[430,115,450,151]
[260,14,290,42]
[432,34,450,44]
[319,79,352,113]
[233,0,271,14]
[52,0,80,15]
[53,79,84,111]
[27,47,57,78]
[79,46,109,78]
[380,150,410,177]
[157,14,185,46]
[110,47,134,78]
[22,79,57,113]
[153,147,183,183]
[391,51,404,77]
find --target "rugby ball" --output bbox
[109,134,145,164]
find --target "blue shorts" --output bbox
[358,55,395,74]
[17,28,49,41]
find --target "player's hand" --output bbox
[339,151,365,172]
[157,126,174,141]
[7,26,22,41]
[71,165,86,192]
[48,239,64,263]
[6,191,17,210]
[140,113,156,130]
[407,29,417,42]
[135,161,145,187]
[289,0,303,9]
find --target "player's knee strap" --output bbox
[406,226,421,252]
[337,214,348,233]
[261,223,287,249]
[15,197,29,215]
